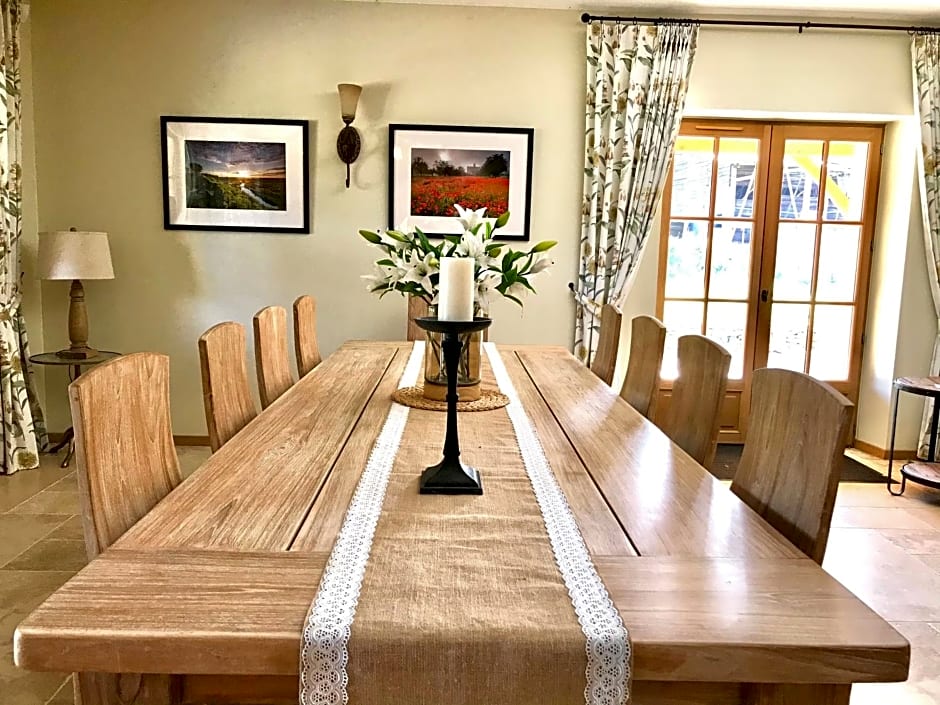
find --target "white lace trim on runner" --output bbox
[299,341,424,705]
[484,342,631,705]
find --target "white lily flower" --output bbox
[454,203,487,231]
[401,250,437,298]
[506,282,528,300]
[529,254,554,275]
[396,217,415,235]
[457,231,486,260]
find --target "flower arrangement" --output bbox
[360,205,556,315]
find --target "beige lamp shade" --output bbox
[37,231,114,280]
[338,83,362,122]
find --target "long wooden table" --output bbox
[14,342,909,704]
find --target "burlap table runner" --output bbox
[301,343,629,705]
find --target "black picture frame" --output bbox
[161,116,310,234]
[388,124,534,241]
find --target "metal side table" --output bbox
[887,376,940,496]
[30,350,120,467]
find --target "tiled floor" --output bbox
[1,447,939,703]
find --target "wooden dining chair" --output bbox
[199,321,258,453]
[253,305,295,409]
[69,352,182,559]
[655,335,731,469]
[590,303,622,386]
[619,314,666,418]
[293,294,322,378]
[407,296,429,341]
[731,368,854,564]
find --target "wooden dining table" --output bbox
[14,341,909,705]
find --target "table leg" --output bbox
[930,398,940,463]
[745,683,850,705]
[888,388,904,496]
[74,672,179,704]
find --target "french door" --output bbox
[656,121,883,442]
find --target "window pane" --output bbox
[780,140,823,221]
[768,303,809,372]
[706,302,747,379]
[809,305,854,380]
[709,221,752,300]
[824,141,869,222]
[816,224,860,302]
[773,223,816,300]
[661,300,704,379]
[670,137,714,217]
[715,138,759,219]
[665,220,708,298]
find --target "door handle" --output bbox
[760,289,769,302]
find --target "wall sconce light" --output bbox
[336,83,362,188]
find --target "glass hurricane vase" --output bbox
[422,306,484,402]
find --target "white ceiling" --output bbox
[347,0,940,23]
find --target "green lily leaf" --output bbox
[494,210,510,228]
[530,240,557,253]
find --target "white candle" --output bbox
[438,257,475,321]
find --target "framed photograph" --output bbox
[161,116,309,233]
[388,124,534,241]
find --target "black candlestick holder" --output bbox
[414,316,492,495]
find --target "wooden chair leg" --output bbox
[74,673,179,705]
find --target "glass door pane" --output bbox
[661,134,760,381]
[757,128,880,393]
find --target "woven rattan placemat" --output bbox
[392,386,509,412]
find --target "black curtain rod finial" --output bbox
[581,12,591,23]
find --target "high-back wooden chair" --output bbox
[199,321,258,453]
[655,335,731,469]
[590,303,622,386]
[620,315,666,418]
[293,295,322,378]
[731,368,854,564]
[69,353,182,559]
[253,305,295,409]
[406,296,429,342]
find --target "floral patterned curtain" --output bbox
[573,22,698,366]
[914,33,940,459]
[0,0,47,474]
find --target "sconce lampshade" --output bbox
[338,83,362,123]
[37,231,114,281]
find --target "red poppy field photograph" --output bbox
[409,148,510,218]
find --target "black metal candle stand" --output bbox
[413,316,492,495]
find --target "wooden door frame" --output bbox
[656,119,883,444]
[754,122,883,407]
[656,120,773,443]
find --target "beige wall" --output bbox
[26,0,935,448]
[29,0,584,434]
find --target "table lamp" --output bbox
[37,229,114,360]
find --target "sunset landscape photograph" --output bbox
[185,140,287,210]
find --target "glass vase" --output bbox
[423,306,483,402]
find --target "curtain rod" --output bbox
[579,12,940,34]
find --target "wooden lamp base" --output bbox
[55,279,99,360]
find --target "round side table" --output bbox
[887,376,940,496]
[30,350,120,467]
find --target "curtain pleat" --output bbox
[913,33,940,459]
[574,22,698,366]
[0,0,47,474]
